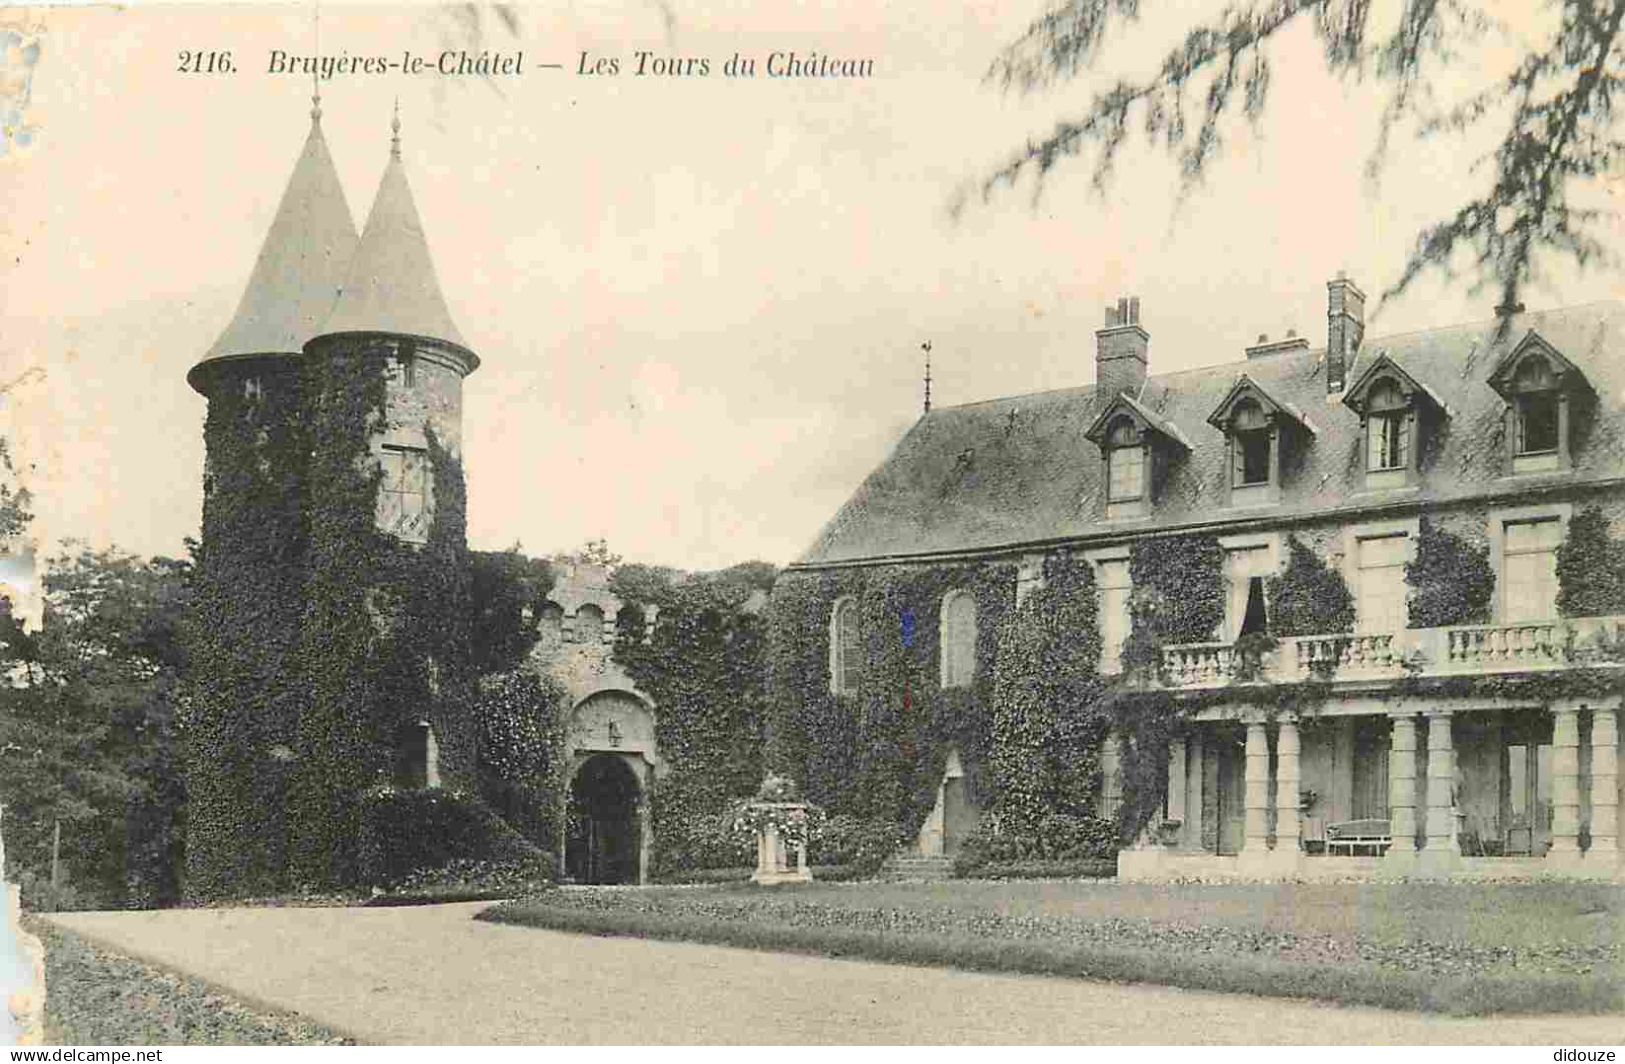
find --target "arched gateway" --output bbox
[563,690,660,884]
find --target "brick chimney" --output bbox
[1096,295,1148,399]
[1326,273,1364,394]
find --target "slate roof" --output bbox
[321,142,466,348]
[796,301,1625,567]
[196,115,358,371]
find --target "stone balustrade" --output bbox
[1162,641,1234,686]
[1158,614,1625,690]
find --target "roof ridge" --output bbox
[924,299,1625,415]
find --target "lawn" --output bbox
[480,878,1623,1016]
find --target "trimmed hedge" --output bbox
[356,786,549,890]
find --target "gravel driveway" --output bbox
[44,903,1624,1045]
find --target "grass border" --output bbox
[26,916,360,1046]
[477,897,1623,1017]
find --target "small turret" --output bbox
[187,102,357,396]
[305,106,478,541]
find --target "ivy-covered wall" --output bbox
[765,560,1018,848]
[610,563,775,875]
[185,341,479,899]
[183,359,307,900]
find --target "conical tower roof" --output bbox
[198,110,358,372]
[319,116,466,348]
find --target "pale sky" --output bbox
[2,1,1622,571]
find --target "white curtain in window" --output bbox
[1223,547,1271,638]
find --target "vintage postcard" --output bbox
[1,0,1622,1049]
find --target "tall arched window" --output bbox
[940,591,977,688]
[1365,378,1411,472]
[830,598,861,695]
[1105,417,1144,502]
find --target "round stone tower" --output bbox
[305,105,480,514]
[288,109,482,888]
[183,96,358,899]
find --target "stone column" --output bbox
[1100,733,1122,818]
[1550,702,1582,855]
[1167,739,1187,828]
[1243,718,1270,853]
[1185,731,1205,850]
[1588,703,1618,858]
[1387,714,1418,856]
[1425,712,1457,854]
[1275,718,1301,855]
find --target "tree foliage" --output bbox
[468,548,556,675]
[0,546,190,908]
[977,0,1625,313]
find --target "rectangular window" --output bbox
[1235,430,1271,487]
[1108,446,1144,502]
[1516,393,1559,455]
[1502,518,1562,622]
[380,445,430,542]
[1224,546,1271,638]
[1096,559,1131,674]
[1355,533,1408,633]
[1367,413,1409,471]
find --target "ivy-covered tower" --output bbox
[289,109,481,888]
[186,102,480,897]
[184,95,358,900]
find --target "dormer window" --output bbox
[1105,418,1144,502]
[1207,375,1315,505]
[1343,354,1446,488]
[1487,330,1593,475]
[1512,358,1559,456]
[1365,380,1409,471]
[1084,393,1191,520]
[1232,400,1271,486]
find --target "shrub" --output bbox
[951,812,1116,874]
[649,805,754,875]
[474,665,569,855]
[1407,517,1494,627]
[809,814,902,873]
[356,786,548,890]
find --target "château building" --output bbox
[787,280,1625,880]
